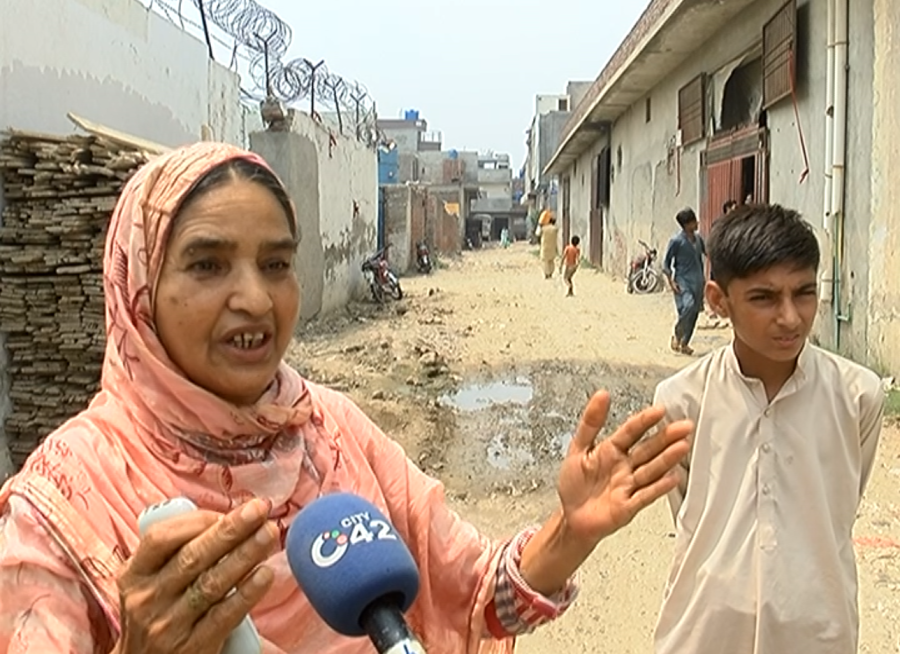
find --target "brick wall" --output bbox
[381,184,460,271]
[382,185,414,272]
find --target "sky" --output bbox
[256,0,647,168]
[158,0,648,168]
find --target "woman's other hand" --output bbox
[556,391,691,544]
[112,499,278,654]
[519,392,691,596]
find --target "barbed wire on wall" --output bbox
[143,0,379,145]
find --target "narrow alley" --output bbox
[290,243,900,654]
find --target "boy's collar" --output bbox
[726,341,812,385]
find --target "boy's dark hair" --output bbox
[723,199,737,214]
[571,235,581,246]
[676,208,697,228]
[708,203,820,290]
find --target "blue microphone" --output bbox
[286,493,426,653]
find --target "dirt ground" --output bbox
[288,243,900,653]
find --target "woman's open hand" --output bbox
[557,390,692,546]
[112,499,278,654]
[519,391,692,596]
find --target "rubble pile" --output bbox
[0,129,148,466]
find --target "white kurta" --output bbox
[653,344,884,654]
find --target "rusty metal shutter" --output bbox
[704,125,767,166]
[763,0,797,109]
[678,75,706,146]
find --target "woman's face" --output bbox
[154,177,300,406]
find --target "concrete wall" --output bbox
[869,0,900,375]
[565,0,877,363]
[0,0,243,146]
[479,182,512,200]
[537,112,569,182]
[598,0,785,274]
[414,151,479,186]
[251,113,378,322]
[536,94,570,114]
[567,81,593,108]
[0,0,246,480]
[382,184,461,272]
[397,152,419,183]
[417,151,451,185]
[383,185,416,272]
[379,123,423,153]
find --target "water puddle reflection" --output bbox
[439,379,533,412]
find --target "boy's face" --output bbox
[707,264,818,363]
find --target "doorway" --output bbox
[700,126,769,236]
[561,175,572,247]
[588,149,610,268]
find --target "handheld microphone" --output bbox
[138,498,262,654]
[286,492,427,654]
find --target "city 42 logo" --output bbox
[310,510,397,568]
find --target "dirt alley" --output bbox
[288,243,900,653]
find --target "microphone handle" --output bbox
[359,597,427,654]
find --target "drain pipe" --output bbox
[831,0,851,350]
[820,0,835,303]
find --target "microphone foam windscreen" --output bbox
[286,492,420,636]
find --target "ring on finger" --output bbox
[186,579,212,613]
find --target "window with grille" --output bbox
[678,75,705,146]
[762,0,797,108]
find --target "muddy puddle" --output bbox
[439,379,533,412]
[428,361,671,497]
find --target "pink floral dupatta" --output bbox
[0,142,513,654]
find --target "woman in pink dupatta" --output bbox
[0,142,691,654]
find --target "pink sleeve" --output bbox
[0,496,113,654]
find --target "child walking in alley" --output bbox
[652,204,885,654]
[560,235,581,296]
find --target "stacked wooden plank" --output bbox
[0,130,148,467]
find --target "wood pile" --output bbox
[0,129,149,467]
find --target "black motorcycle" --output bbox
[361,246,403,303]
[415,241,432,274]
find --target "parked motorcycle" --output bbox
[627,240,660,295]
[415,240,433,274]
[362,246,403,303]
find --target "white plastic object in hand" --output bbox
[137,498,262,654]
